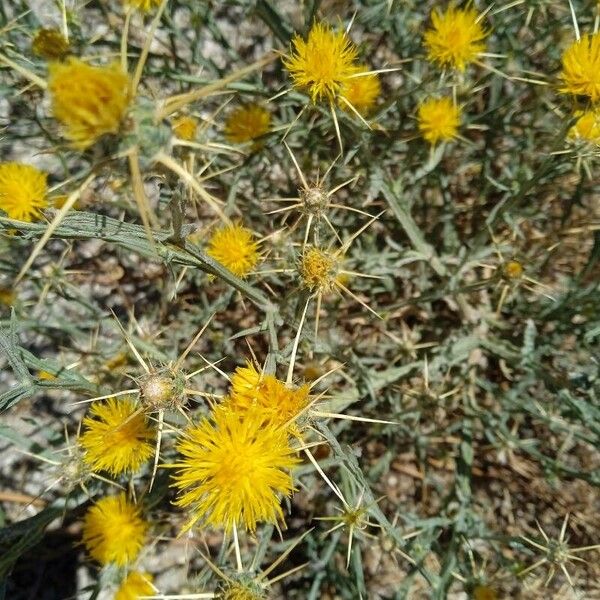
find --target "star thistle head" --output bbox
[207,223,261,278]
[169,406,299,532]
[172,115,199,141]
[48,57,130,149]
[339,67,381,115]
[32,28,70,60]
[424,4,487,71]
[284,22,359,103]
[417,97,461,145]
[225,362,311,433]
[82,493,148,566]
[139,367,186,411]
[560,33,600,102]
[569,109,600,145]
[0,162,48,222]
[115,572,155,600]
[79,396,155,476]
[299,246,339,293]
[224,104,271,145]
[124,0,162,11]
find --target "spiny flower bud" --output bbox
[139,368,186,410]
[502,260,524,281]
[300,183,328,216]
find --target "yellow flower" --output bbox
[0,162,47,222]
[125,0,161,11]
[115,572,155,600]
[224,105,271,144]
[32,28,70,60]
[207,223,260,278]
[284,22,359,103]
[225,362,311,431]
[299,246,338,292]
[473,585,498,600]
[48,58,130,149]
[169,406,299,532]
[417,97,461,145]
[569,109,600,144]
[219,582,265,600]
[561,33,600,101]
[339,66,381,115]
[79,397,155,476]
[82,493,148,566]
[424,5,487,71]
[172,115,198,141]
[0,287,16,306]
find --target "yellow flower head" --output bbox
[473,585,498,600]
[82,493,148,566]
[218,582,265,600]
[284,22,359,103]
[560,34,600,101]
[124,0,162,11]
[224,105,271,144]
[170,406,299,532]
[172,115,198,141]
[569,109,600,144]
[225,362,311,431]
[0,162,47,222]
[299,246,338,292]
[115,572,155,600]
[32,28,70,60]
[79,397,155,476]
[48,58,130,149]
[207,223,261,278]
[339,66,381,115]
[424,5,487,71]
[417,97,461,145]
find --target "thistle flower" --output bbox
[124,0,162,11]
[0,162,48,222]
[339,67,381,115]
[169,406,299,532]
[79,397,155,476]
[218,581,266,600]
[424,5,487,71]
[568,109,600,145]
[115,572,155,600]
[172,115,198,141]
[32,28,70,60]
[224,105,271,144]
[560,33,600,101]
[299,246,339,292]
[225,362,311,431]
[207,223,261,278]
[284,22,359,103]
[417,97,461,145]
[82,493,148,566]
[48,58,130,149]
